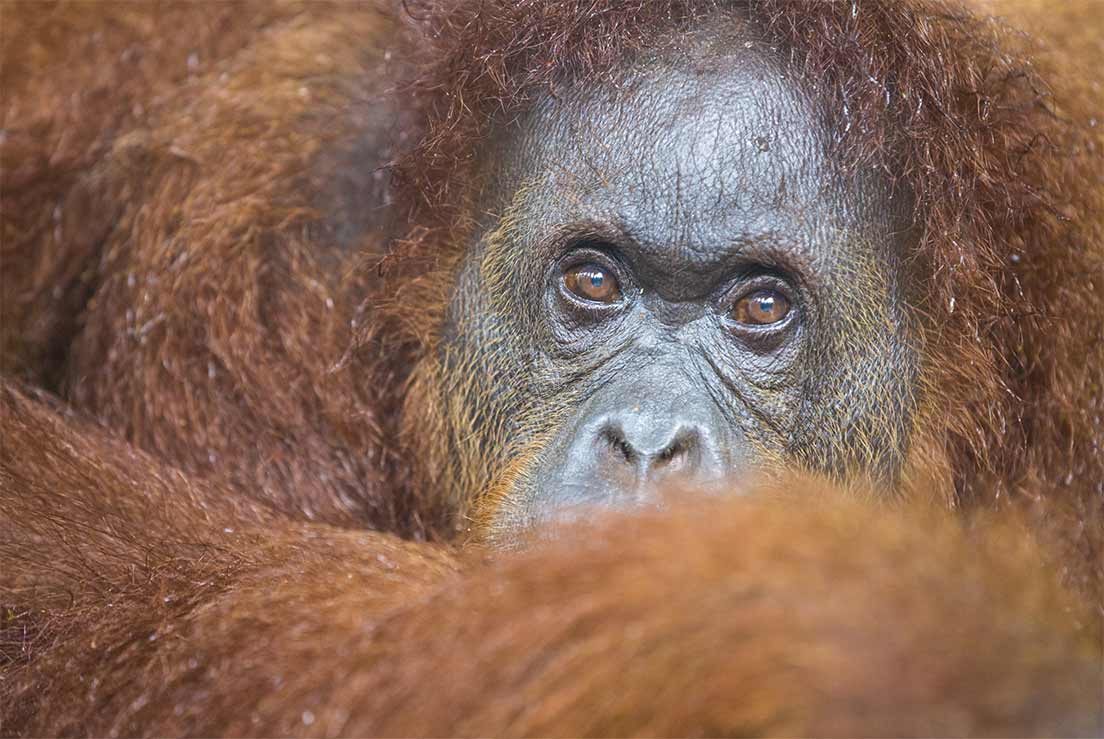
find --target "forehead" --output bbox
[504,43,822,203]
[481,27,903,274]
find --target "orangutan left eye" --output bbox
[732,289,790,326]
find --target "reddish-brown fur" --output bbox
[2,384,1100,736]
[2,1,424,530]
[1,0,1102,735]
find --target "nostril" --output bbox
[650,428,701,474]
[653,435,680,463]
[599,424,637,465]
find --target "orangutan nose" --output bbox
[547,393,732,509]
[598,418,713,485]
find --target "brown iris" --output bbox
[563,263,622,303]
[733,289,790,326]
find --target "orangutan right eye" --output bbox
[563,263,623,304]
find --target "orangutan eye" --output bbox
[732,289,791,326]
[563,263,622,304]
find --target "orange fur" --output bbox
[1,1,1102,735]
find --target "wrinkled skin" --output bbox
[435,24,918,541]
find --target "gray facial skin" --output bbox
[442,22,918,543]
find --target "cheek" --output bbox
[468,439,552,546]
[433,304,584,531]
[787,283,920,482]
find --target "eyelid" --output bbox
[559,238,623,265]
[723,271,794,304]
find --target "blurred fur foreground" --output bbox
[2,383,1101,736]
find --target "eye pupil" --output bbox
[563,263,622,304]
[733,289,790,326]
